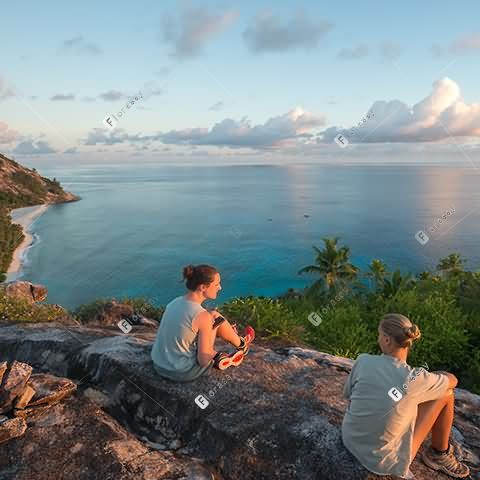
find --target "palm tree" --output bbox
[436,253,465,278]
[298,237,359,292]
[368,259,388,290]
[381,269,415,298]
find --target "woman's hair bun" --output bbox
[181,264,218,291]
[182,264,195,280]
[404,324,421,340]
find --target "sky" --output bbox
[1,0,480,166]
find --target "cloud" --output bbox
[141,81,163,99]
[12,139,56,154]
[209,101,224,111]
[50,93,75,101]
[83,128,150,146]
[0,121,18,144]
[379,41,402,61]
[336,41,401,61]
[60,35,102,55]
[432,33,480,56]
[161,7,238,59]
[0,76,15,100]
[98,90,125,102]
[159,108,325,148]
[97,85,161,102]
[337,44,369,60]
[64,147,77,154]
[317,77,480,143]
[243,9,332,53]
[155,66,170,76]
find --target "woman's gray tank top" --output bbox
[151,295,206,372]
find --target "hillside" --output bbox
[0,153,79,278]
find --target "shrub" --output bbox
[73,298,111,323]
[119,296,164,321]
[305,303,376,358]
[0,290,62,323]
[74,297,164,323]
[221,296,303,340]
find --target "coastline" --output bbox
[5,204,50,282]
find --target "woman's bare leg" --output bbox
[214,319,242,347]
[411,389,455,458]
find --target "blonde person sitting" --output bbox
[342,313,469,478]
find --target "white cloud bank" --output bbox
[319,77,480,143]
[159,108,325,148]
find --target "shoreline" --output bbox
[5,204,50,282]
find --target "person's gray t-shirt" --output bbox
[151,296,206,373]
[342,353,449,478]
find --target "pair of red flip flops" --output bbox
[213,326,255,370]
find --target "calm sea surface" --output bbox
[18,163,480,309]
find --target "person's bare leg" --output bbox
[411,389,455,458]
[215,320,242,347]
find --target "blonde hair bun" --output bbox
[380,313,422,348]
[404,324,421,340]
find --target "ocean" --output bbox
[17,163,480,310]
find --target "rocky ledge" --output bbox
[0,322,478,480]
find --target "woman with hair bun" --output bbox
[151,264,255,382]
[342,313,469,478]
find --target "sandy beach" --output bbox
[5,204,50,281]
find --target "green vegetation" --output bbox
[0,153,72,278]
[0,210,24,275]
[221,238,480,394]
[0,289,63,323]
[73,297,164,323]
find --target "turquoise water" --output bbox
[19,163,480,309]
